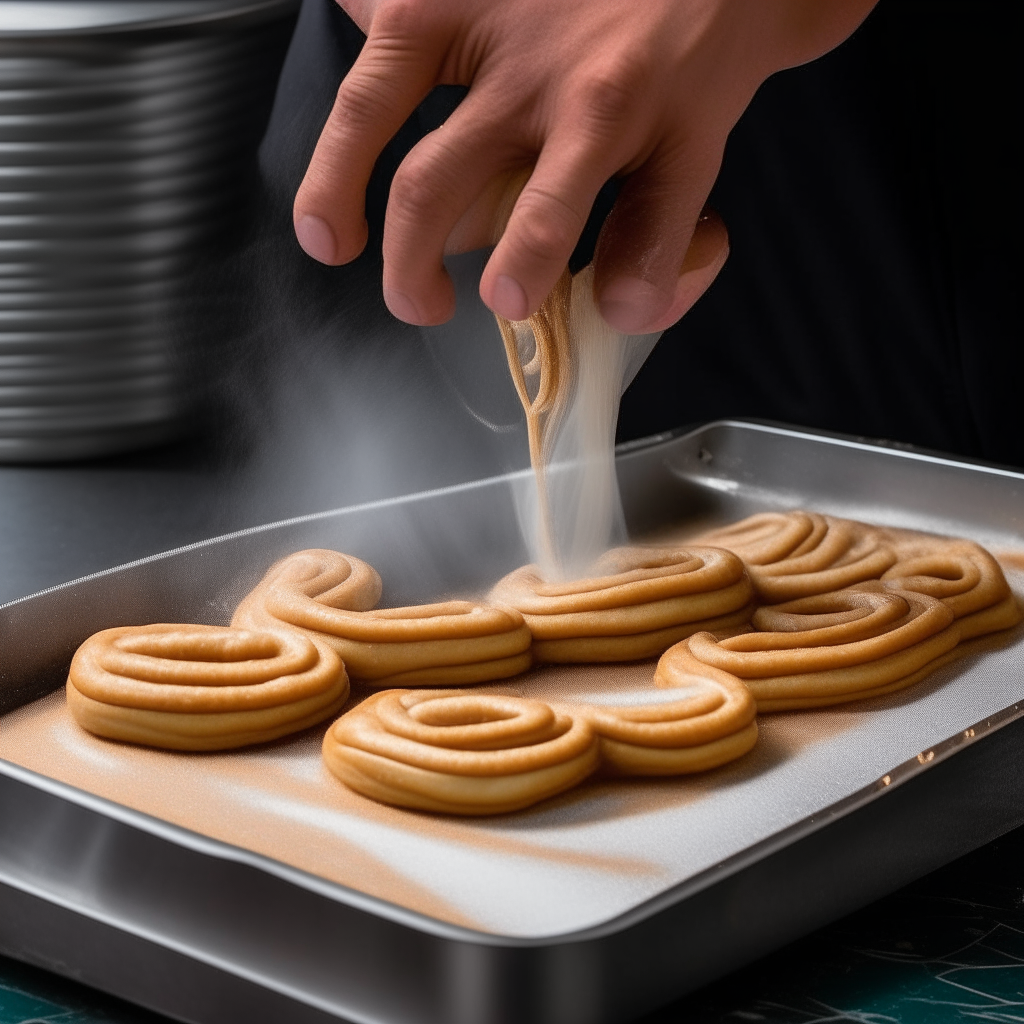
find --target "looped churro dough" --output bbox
[490,545,753,662]
[696,511,896,603]
[67,624,348,750]
[574,660,758,775]
[233,549,533,687]
[676,583,960,710]
[881,538,1022,640]
[322,689,599,814]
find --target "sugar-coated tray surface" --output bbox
[2,567,1021,940]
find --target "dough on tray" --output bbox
[322,689,600,815]
[59,510,1020,817]
[67,623,348,750]
[570,659,758,776]
[322,672,760,814]
[695,511,897,603]
[669,582,961,711]
[881,536,1022,640]
[233,549,533,687]
[490,545,754,663]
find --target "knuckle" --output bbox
[509,191,582,264]
[372,0,430,39]
[334,76,387,132]
[388,181,437,232]
[575,55,643,130]
[389,146,455,224]
[336,2,433,128]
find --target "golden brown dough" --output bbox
[881,538,1022,640]
[322,690,599,814]
[67,624,348,750]
[572,659,758,775]
[673,583,960,710]
[490,545,754,662]
[696,511,896,603]
[233,549,533,687]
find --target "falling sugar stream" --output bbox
[496,265,662,581]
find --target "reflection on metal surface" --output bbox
[0,1,296,462]
[4,828,1023,1023]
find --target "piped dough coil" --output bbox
[67,624,348,750]
[490,545,754,662]
[573,660,758,776]
[322,690,600,814]
[696,511,896,603]
[881,538,1021,640]
[674,583,960,710]
[233,549,533,687]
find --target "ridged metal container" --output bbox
[0,1,298,461]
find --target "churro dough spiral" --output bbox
[881,538,1021,640]
[573,661,758,775]
[490,545,754,662]
[675,583,960,710]
[696,511,896,603]
[67,624,348,750]
[233,549,533,687]
[323,690,599,814]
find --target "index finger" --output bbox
[293,4,454,265]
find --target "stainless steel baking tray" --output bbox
[1,421,1023,1024]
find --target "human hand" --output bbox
[294,0,875,331]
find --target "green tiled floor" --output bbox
[0,957,167,1024]
[642,823,1024,1023]
[4,824,1023,1024]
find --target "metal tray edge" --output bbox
[4,691,1023,951]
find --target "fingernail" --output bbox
[598,277,664,334]
[295,215,337,264]
[490,274,529,321]
[384,289,423,324]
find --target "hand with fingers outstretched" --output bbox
[294,0,876,332]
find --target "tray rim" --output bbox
[2,418,1023,949]
[688,418,1024,479]
[3,418,1021,617]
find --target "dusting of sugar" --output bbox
[505,266,662,580]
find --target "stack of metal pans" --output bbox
[0,1,298,461]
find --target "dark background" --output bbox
[623,0,1023,466]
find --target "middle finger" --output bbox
[382,94,526,325]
